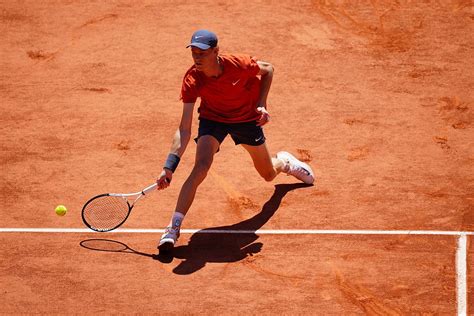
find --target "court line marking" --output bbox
[456,234,467,316]
[0,228,472,235]
[0,227,470,315]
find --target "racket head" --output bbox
[81,194,132,232]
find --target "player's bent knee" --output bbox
[261,171,276,182]
[263,175,274,182]
[192,160,212,179]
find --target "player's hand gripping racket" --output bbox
[82,183,157,232]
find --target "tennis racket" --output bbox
[81,183,157,232]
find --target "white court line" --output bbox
[0,228,473,235]
[0,227,470,315]
[456,234,467,316]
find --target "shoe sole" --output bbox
[158,241,174,253]
[277,151,315,184]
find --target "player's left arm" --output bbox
[256,60,274,126]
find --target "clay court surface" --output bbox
[1,0,473,314]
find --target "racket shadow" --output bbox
[161,183,312,275]
[80,238,158,259]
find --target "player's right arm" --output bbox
[156,102,195,190]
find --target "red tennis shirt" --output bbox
[180,54,262,123]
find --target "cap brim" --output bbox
[186,42,211,50]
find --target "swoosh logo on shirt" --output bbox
[232,79,240,86]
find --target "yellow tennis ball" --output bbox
[55,205,67,216]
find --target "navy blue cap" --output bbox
[186,30,218,50]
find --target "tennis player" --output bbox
[156,30,314,251]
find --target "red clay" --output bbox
[1,0,472,314]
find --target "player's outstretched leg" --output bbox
[158,211,183,252]
[158,227,180,252]
[158,136,220,252]
[277,151,314,184]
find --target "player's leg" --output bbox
[159,135,220,251]
[175,135,220,214]
[159,119,226,252]
[241,142,285,182]
[230,121,314,184]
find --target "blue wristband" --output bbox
[164,154,180,172]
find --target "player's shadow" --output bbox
[156,183,311,275]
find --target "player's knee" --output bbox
[192,159,212,179]
[261,170,276,182]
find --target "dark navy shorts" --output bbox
[195,118,266,146]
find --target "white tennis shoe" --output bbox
[158,226,180,252]
[277,151,315,184]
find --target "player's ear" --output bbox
[214,46,219,55]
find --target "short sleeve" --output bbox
[247,56,260,77]
[180,71,198,103]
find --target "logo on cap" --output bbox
[187,30,218,50]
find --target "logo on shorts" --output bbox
[255,136,263,142]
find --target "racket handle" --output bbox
[142,183,157,195]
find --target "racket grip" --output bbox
[142,183,158,195]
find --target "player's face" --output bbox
[191,46,217,71]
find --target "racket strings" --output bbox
[83,195,130,231]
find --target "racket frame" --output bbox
[82,183,157,232]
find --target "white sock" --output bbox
[169,211,184,230]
